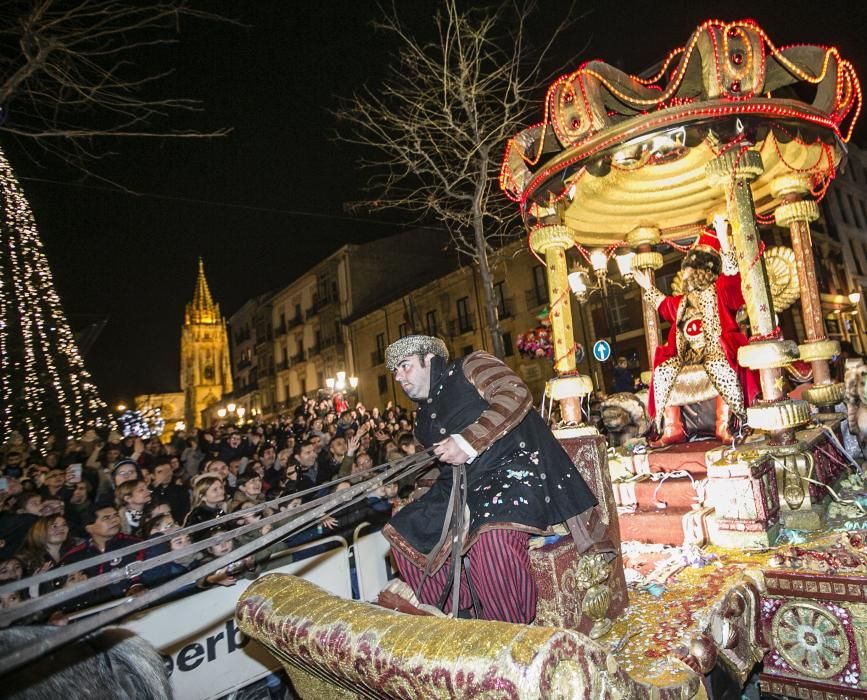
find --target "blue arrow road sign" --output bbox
[593,340,611,362]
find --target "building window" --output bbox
[849,193,864,228]
[398,322,409,338]
[532,265,548,307]
[457,297,472,333]
[502,331,514,357]
[852,240,865,276]
[378,374,388,396]
[375,333,386,364]
[607,286,629,334]
[494,281,511,318]
[839,190,852,225]
[426,310,438,337]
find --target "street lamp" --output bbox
[326,369,360,402]
[116,403,127,413]
[567,248,635,362]
[217,408,227,418]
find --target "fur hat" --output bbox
[385,335,449,371]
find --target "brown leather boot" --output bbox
[658,405,686,445]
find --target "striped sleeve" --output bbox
[458,351,533,453]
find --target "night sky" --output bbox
[4,0,866,406]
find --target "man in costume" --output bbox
[381,335,602,623]
[633,216,759,443]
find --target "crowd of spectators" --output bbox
[0,395,418,622]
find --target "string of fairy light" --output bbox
[0,146,108,445]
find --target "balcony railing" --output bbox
[524,288,548,309]
[287,314,304,330]
[275,361,289,372]
[320,335,345,352]
[497,296,515,319]
[306,345,322,360]
[449,313,476,336]
[290,352,305,364]
[274,323,287,337]
[237,359,252,370]
[305,295,335,320]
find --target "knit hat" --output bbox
[385,335,449,371]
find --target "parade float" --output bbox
[236,19,866,698]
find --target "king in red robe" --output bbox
[634,218,760,442]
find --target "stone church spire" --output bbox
[181,257,232,427]
[185,257,220,325]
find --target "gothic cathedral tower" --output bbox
[181,259,232,428]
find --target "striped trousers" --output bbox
[391,529,536,623]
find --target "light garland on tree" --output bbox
[0,146,109,446]
[117,408,164,440]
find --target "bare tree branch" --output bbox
[335,0,578,358]
[0,0,238,172]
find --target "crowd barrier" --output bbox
[101,526,393,700]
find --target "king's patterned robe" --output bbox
[645,252,760,421]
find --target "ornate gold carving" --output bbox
[705,149,764,187]
[738,340,800,370]
[529,225,575,255]
[631,251,664,271]
[626,226,661,248]
[764,246,800,313]
[799,339,841,363]
[775,199,820,227]
[746,399,811,431]
[546,375,594,400]
[574,553,613,640]
[771,600,850,680]
[803,382,845,407]
[769,174,813,200]
[782,464,806,511]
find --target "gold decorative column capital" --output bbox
[705,149,764,187]
[769,174,813,199]
[775,200,820,227]
[632,251,664,271]
[626,226,661,249]
[529,224,575,255]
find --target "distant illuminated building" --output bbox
[181,258,232,428]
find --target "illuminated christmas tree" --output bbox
[0,147,109,446]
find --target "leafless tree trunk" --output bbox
[336,0,578,358]
[0,0,234,179]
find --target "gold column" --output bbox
[705,149,809,443]
[627,226,663,367]
[771,175,844,411]
[530,225,583,423]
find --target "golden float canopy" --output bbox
[500,19,861,243]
